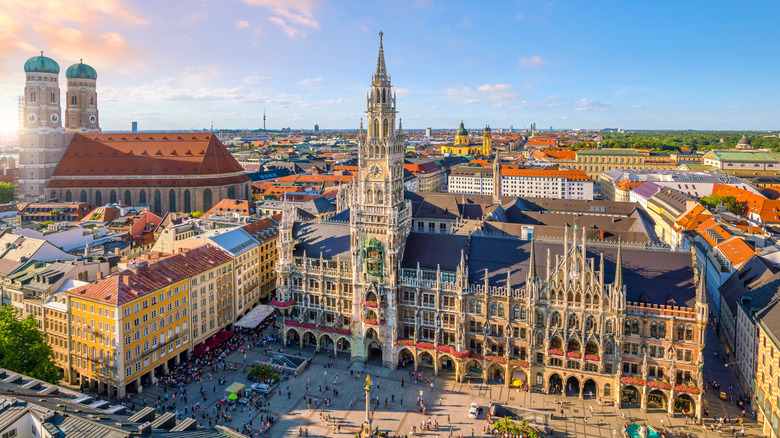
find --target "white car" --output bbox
[468,403,480,419]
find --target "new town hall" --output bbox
[273,34,708,416]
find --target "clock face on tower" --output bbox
[89,115,96,124]
[368,164,382,178]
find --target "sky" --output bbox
[1,0,779,133]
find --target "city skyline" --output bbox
[1,0,779,134]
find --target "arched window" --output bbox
[469,299,475,313]
[71,95,76,105]
[535,332,543,345]
[30,91,36,102]
[89,96,93,105]
[203,189,213,211]
[475,301,482,314]
[373,119,379,136]
[65,190,72,202]
[50,191,57,201]
[376,190,383,204]
[184,190,191,213]
[169,189,176,212]
[631,319,640,335]
[95,191,102,206]
[658,323,666,339]
[376,89,380,103]
[520,306,527,320]
[153,190,162,215]
[50,92,55,103]
[382,119,389,137]
[109,190,117,204]
[605,320,613,334]
[382,88,386,103]
[124,190,132,206]
[603,384,611,397]
[490,302,497,316]
[139,190,146,205]
[498,305,504,318]
[550,313,561,327]
[227,186,235,200]
[676,324,685,341]
[513,305,520,319]
[650,322,658,338]
[685,325,694,341]
[80,190,87,202]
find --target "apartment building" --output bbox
[64,245,233,398]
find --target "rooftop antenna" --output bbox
[263,108,266,131]
[210,121,214,133]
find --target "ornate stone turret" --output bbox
[695,273,708,326]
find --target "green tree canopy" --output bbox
[0,182,14,204]
[699,195,744,215]
[0,305,59,383]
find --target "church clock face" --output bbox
[27,113,37,124]
[50,113,59,123]
[368,164,382,178]
[89,114,97,124]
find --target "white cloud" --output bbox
[242,74,272,84]
[477,83,512,92]
[630,104,642,109]
[574,98,614,112]
[235,20,250,30]
[518,55,544,67]
[241,0,320,37]
[459,99,482,105]
[429,106,441,111]
[297,77,331,87]
[395,88,410,95]
[268,17,301,38]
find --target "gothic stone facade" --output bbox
[274,34,707,416]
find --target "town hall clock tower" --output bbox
[349,32,412,366]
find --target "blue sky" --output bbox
[1,0,779,133]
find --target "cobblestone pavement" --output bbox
[77,320,760,437]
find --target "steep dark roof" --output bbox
[719,255,780,315]
[466,237,695,306]
[401,232,469,271]
[292,222,351,260]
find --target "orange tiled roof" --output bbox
[713,184,780,223]
[675,204,713,231]
[716,236,754,265]
[204,199,255,218]
[615,180,645,191]
[67,245,232,305]
[51,133,247,182]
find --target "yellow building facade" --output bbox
[756,318,780,438]
[65,245,234,398]
[441,122,492,156]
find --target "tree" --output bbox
[0,182,14,204]
[0,305,59,383]
[699,195,745,216]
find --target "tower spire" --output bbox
[375,31,387,79]
[528,237,536,280]
[615,238,623,290]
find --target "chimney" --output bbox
[121,275,132,286]
[97,272,104,280]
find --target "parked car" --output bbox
[468,403,480,419]
[249,383,271,395]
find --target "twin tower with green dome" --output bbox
[19,52,100,202]
[23,52,100,132]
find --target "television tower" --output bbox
[263,109,266,131]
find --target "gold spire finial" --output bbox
[379,31,383,41]
[40,51,43,56]
[365,375,371,389]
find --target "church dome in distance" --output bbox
[737,134,750,145]
[24,52,60,74]
[457,121,468,136]
[66,61,97,80]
